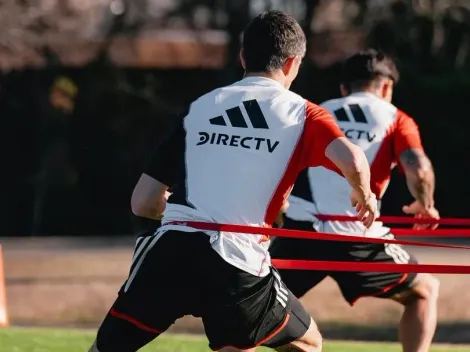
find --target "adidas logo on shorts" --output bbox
[272,269,289,308]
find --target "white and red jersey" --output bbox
[149,76,344,277]
[286,91,424,237]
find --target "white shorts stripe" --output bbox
[132,236,152,263]
[272,268,282,282]
[272,269,289,308]
[383,233,411,264]
[277,288,289,303]
[278,284,289,296]
[275,291,287,308]
[136,235,145,247]
[124,232,164,292]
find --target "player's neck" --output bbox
[244,71,287,87]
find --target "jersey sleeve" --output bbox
[301,101,345,171]
[144,118,185,187]
[394,110,424,159]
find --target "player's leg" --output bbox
[88,230,202,352]
[392,273,439,352]
[218,317,323,352]
[272,317,322,352]
[200,251,323,352]
[216,295,323,352]
[332,233,439,352]
[267,217,327,351]
[89,308,162,352]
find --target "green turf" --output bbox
[0,327,469,352]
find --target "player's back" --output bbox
[163,76,314,275]
[289,92,407,237]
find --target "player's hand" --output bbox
[402,200,440,230]
[350,190,378,229]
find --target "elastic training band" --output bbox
[272,259,470,274]
[164,221,470,274]
[392,228,470,237]
[172,221,470,250]
[314,214,470,226]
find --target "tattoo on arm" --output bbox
[399,148,435,209]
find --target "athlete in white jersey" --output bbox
[89,11,378,352]
[270,49,440,352]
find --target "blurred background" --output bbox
[1,0,470,343]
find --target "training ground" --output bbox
[2,236,470,351]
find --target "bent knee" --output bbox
[414,274,440,299]
[398,274,440,304]
[276,318,322,352]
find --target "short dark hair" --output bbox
[341,49,400,91]
[242,10,307,73]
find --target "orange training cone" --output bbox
[0,244,8,326]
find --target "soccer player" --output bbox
[270,49,440,352]
[89,11,378,352]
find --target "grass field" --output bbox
[1,328,470,352]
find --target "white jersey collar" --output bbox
[348,91,381,100]
[240,76,285,89]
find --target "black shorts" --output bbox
[269,216,418,305]
[97,230,311,351]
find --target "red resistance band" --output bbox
[314,214,470,226]
[392,228,470,237]
[271,260,470,274]
[175,221,470,250]
[166,221,470,274]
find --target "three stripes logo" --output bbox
[333,104,377,143]
[209,100,269,129]
[197,99,280,153]
[272,269,289,308]
[124,232,164,292]
[333,104,368,124]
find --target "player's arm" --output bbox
[325,136,374,192]
[325,137,377,228]
[400,148,435,210]
[131,176,169,220]
[395,111,439,228]
[131,119,184,220]
[303,102,377,228]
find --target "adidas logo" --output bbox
[333,104,377,142]
[333,104,368,124]
[209,99,269,129]
[196,99,280,153]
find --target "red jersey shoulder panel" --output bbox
[370,108,425,197]
[301,100,345,171]
[394,109,424,159]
